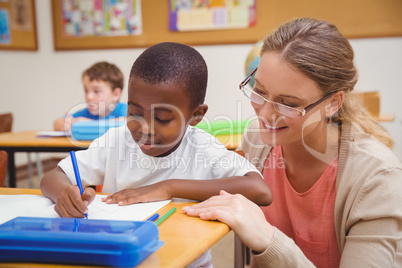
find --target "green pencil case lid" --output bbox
[195,120,251,135]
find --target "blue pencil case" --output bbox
[0,217,164,267]
[71,120,126,141]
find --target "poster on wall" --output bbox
[168,0,256,32]
[60,0,142,37]
[0,9,10,44]
[11,0,32,31]
[0,0,37,50]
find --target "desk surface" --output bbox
[0,188,230,268]
[0,131,91,149]
[0,130,241,150]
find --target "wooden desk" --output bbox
[376,113,395,122]
[0,131,242,188]
[0,188,230,268]
[0,131,91,187]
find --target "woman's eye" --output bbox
[253,88,264,94]
[253,88,268,97]
[281,101,298,108]
[129,113,143,118]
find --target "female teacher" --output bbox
[184,17,402,267]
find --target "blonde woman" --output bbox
[184,18,402,267]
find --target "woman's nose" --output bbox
[256,101,280,121]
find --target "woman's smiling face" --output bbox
[126,76,195,157]
[252,52,327,147]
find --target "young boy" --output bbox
[41,42,272,266]
[53,61,127,132]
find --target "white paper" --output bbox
[36,131,70,137]
[0,194,171,224]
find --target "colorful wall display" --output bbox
[168,0,256,32]
[60,0,142,37]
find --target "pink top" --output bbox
[261,146,341,268]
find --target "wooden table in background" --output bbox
[0,131,242,188]
[0,188,230,268]
[0,131,91,187]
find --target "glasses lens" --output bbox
[273,104,301,117]
[242,86,264,105]
[241,85,302,117]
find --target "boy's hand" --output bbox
[63,114,73,132]
[54,185,96,218]
[101,181,171,206]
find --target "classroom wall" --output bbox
[1,1,401,163]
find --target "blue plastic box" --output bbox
[0,217,164,267]
[71,120,126,141]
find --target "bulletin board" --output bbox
[0,0,37,51]
[51,0,402,51]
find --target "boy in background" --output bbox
[54,61,127,132]
[41,42,272,267]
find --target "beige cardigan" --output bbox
[241,120,402,267]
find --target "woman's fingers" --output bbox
[182,190,275,253]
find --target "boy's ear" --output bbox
[325,91,344,117]
[189,104,208,126]
[112,88,122,102]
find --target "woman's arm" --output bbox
[337,168,402,267]
[183,190,315,268]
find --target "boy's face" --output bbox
[82,75,121,117]
[127,76,207,157]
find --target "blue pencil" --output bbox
[146,213,159,222]
[70,151,88,219]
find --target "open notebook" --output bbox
[0,194,172,225]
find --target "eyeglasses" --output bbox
[239,68,338,117]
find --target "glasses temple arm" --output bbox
[239,68,258,88]
[303,91,339,113]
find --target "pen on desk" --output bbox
[155,207,176,226]
[146,213,159,222]
[70,151,88,219]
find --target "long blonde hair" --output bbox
[260,17,393,148]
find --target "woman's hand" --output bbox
[54,185,96,218]
[101,181,171,205]
[183,190,275,254]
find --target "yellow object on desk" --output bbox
[215,133,243,150]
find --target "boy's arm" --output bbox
[40,166,74,202]
[53,117,66,131]
[53,115,92,132]
[169,172,272,205]
[40,166,95,217]
[103,172,272,206]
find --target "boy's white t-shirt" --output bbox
[59,125,259,268]
[59,125,261,193]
